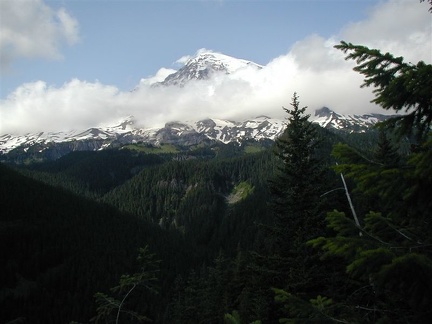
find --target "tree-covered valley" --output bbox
[2,33,432,324]
[0,121,368,323]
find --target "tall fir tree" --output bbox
[275,4,432,319]
[255,92,335,315]
[270,92,326,255]
[374,129,401,167]
[276,29,432,322]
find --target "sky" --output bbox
[0,0,431,134]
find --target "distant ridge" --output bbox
[0,107,394,160]
[314,106,393,131]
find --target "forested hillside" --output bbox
[0,163,194,323]
[1,122,383,323]
[0,125,311,317]
[2,101,430,323]
[2,16,431,322]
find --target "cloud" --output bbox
[0,0,80,68]
[175,55,192,65]
[1,80,121,133]
[138,68,177,87]
[340,0,431,63]
[1,0,430,135]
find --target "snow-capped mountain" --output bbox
[0,51,395,161]
[0,116,135,154]
[0,116,285,157]
[0,107,394,161]
[314,107,393,132]
[193,117,284,143]
[158,51,263,86]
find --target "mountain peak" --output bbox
[315,107,335,117]
[160,51,262,86]
[185,51,261,70]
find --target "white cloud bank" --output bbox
[0,0,79,68]
[1,0,431,135]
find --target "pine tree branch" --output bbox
[335,41,432,141]
[385,221,416,243]
[420,0,432,12]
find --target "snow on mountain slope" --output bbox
[159,51,263,87]
[0,117,135,154]
[314,107,392,131]
[0,107,394,157]
[193,116,285,144]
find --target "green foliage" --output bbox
[269,93,329,250]
[91,246,160,323]
[376,253,432,312]
[273,288,337,323]
[332,142,404,215]
[309,108,432,323]
[226,181,254,204]
[277,24,432,323]
[333,135,432,233]
[17,149,165,198]
[310,210,432,322]
[123,143,180,154]
[0,164,188,323]
[224,310,242,324]
[6,107,429,324]
[374,130,401,166]
[243,93,343,323]
[224,310,262,324]
[335,41,432,141]
[243,143,266,154]
[101,150,277,259]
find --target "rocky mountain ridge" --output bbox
[0,108,393,161]
[314,107,393,132]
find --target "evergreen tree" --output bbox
[308,209,432,323]
[275,4,432,319]
[270,92,327,254]
[91,246,160,323]
[247,93,334,322]
[276,31,432,323]
[335,41,432,141]
[374,129,401,167]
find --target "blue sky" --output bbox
[2,0,373,94]
[1,0,431,134]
